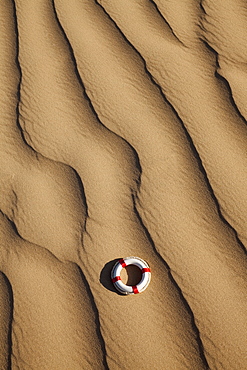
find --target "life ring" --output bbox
[111,256,151,295]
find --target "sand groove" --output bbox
[0,0,246,368]
[200,0,247,123]
[0,272,12,369]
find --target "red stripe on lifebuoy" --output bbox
[112,276,121,283]
[132,285,139,294]
[119,258,127,268]
[142,268,151,273]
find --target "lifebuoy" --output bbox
[111,256,151,295]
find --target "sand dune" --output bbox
[0,0,246,368]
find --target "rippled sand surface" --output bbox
[0,0,247,369]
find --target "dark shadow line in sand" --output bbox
[166,269,210,370]
[131,193,209,369]
[148,0,185,46]
[71,169,89,235]
[0,272,14,370]
[77,266,109,370]
[51,0,118,136]
[11,0,40,156]
[186,119,247,256]
[52,0,102,132]
[199,38,247,125]
[214,69,247,124]
[199,0,207,18]
[4,207,24,243]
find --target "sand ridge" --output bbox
[0,0,246,368]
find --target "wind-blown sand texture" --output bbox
[0,0,247,369]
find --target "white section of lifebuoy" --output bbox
[111,256,151,295]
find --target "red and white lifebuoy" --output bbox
[111,256,151,295]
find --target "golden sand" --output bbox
[0,0,246,368]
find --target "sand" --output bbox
[0,0,246,369]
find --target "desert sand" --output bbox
[0,0,246,369]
